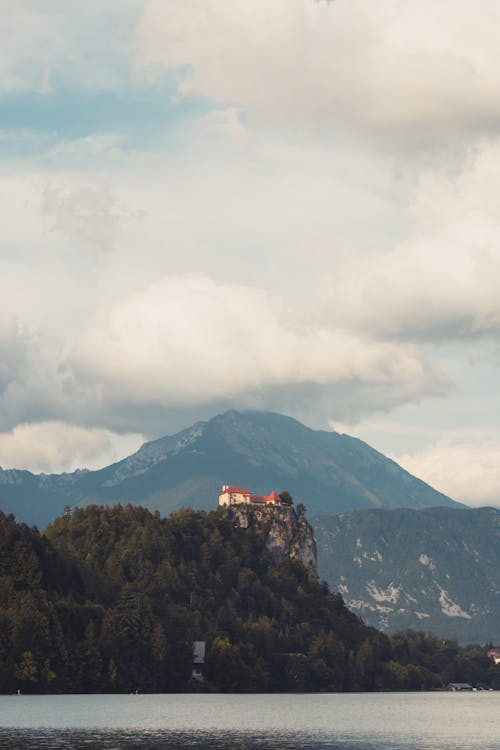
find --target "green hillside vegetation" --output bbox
[0,506,498,694]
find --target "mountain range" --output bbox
[3,409,499,642]
[0,410,458,528]
[315,506,500,643]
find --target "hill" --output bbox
[0,504,385,693]
[314,506,500,643]
[1,505,498,693]
[0,410,459,528]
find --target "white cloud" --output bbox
[0,136,400,334]
[41,181,137,251]
[0,316,34,394]
[0,314,74,431]
[137,0,500,144]
[0,266,449,441]
[45,133,125,161]
[0,2,55,92]
[395,439,500,507]
[68,274,446,412]
[3,0,500,488]
[0,0,141,93]
[202,107,251,147]
[317,139,500,341]
[0,421,143,473]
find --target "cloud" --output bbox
[0,316,35,394]
[0,314,74,432]
[202,107,251,147]
[3,0,500,482]
[317,139,500,341]
[0,0,141,93]
[0,2,55,92]
[45,133,124,162]
[136,0,500,145]
[0,421,143,473]
[395,439,500,507]
[69,274,448,416]
[0,138,401,350]
[0,268,450,440]
[41,181,137,251]
[6,0,500,149]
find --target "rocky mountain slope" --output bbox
[314,506,500,643]
[0,411,459,527]
[226,503,317,572]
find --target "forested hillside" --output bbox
[0,506,498,694]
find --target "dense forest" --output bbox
[0,505,499,694]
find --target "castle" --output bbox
[218,485,284,507]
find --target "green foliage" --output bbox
[0,507,499,694]
[278,491,293,506]
[388,630,495,689]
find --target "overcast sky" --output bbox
[1,0,500,507]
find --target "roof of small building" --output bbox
[447,682,473,690]
[265,491,281,503]
[251,495,266,503]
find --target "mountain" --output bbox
[0,410,460,528]
[314,506,500,643]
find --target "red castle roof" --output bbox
[220,486,283,505]
[265,491,281,504]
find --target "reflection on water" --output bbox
[0,730,390,750]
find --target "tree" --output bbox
[3,506,499,694]
[296,503,307,517]
[279,491,293,505]
[14,651,38,687]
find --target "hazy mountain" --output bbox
[0,410,459,528]
[314,506,500,643]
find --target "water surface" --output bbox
[0,693,498,749]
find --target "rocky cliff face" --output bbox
[225,504,317,572]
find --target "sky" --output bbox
[1,0,500,507]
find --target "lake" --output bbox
[0,693,498,749]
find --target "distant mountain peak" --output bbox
[0,409,461,528]
[102,420,207,487]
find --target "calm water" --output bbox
[0,693,498,750]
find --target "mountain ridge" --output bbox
[314,505,500,643]
[0,410,460,528]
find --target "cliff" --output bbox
[225,503,317,572]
